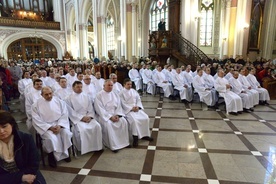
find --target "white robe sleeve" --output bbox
[214,78,226,93]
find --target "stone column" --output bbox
[92,0,98,57]
[120,0,127,60]
[261,0,276,59]
[131,3,137,57]
[79,24,88,59]
[101,16,107,58]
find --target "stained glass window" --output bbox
[200,0,214,46]
[150,0,168,31]
[106,14,115,51]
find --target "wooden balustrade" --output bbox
[0,17,60,30]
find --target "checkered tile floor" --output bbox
[10,95,276,184]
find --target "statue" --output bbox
[161,36,167,48]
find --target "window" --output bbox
[199,0,214,47]
[106,14,115,52]
[7,38,57,60]
[150,0,168,31]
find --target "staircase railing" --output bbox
[171,32,210,65]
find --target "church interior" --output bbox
[0,0,276,183]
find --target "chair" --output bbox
[154,84,163,96]
[35,133,46,166]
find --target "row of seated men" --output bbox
[17,70,153,168]
[129,64,270,115]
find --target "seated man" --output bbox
[229,71,254,112]
[247,68,270,105]
[215,69,243,115]
[82,75,97,101]
[119,78,153,147]
[193,69,218,107]
[31,87,72,167]
[55,77,71,101]
[93,72,105,93]
[25,79,43,132]
[155,66,174,99]
[128,64,142,91]
[172,68,193,103]
[141,65,155,95]
[94,80,130,153]
[238,68,259,106]
[109,73,123,95]
[65,81,102,155]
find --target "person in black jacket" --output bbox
[0,111,46,184]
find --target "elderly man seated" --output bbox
[31,87,72,167]
[94,80,130,153]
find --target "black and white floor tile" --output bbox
[9,95,276,184]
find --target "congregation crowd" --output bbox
[0,56,275,183]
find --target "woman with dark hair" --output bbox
[0,112,46,184]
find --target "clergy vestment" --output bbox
[172,73,193,101]
[45,77,56,87]
[141,69,155,94]
[192,75,217,106]
[65,92,102,154]
[66,74,77,89]
[155,71,173,98]
[55,87,71,101]
[246,73,270,101]
[18,78,32,112]
[113,82,124,95]
[31,96,72,161]
[238,74,259,106]
[93,78,105,93]
[119,88,150,139]
[228,77,254,109]
[214,77,243,113]
[128,69,142,91]
[82,82,97,101]
[94,90,129,150]
[25,88,42,131]
[181,71,193,87]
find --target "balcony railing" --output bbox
[0,17,60,30]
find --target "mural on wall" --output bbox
[248,0,265,52]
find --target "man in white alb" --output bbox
[54,77,71,101]
[229,71,254,113]
[93,72,105,93]
[238,68,259,106]
[155,66,174,99]
[25,79,43,131]
[65,81,102,155]
[31,87,72,168]
[119,78,153,147]
[128,64,142,91]
[193,69,217,107]
[82,75,97,101]
[172,68,193,103]
[109,73,123,95]
[214,69,243,115]
[18,71,32,112]
[247,68,270,105]
[141,65,155,95]
[94,80,130,152]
